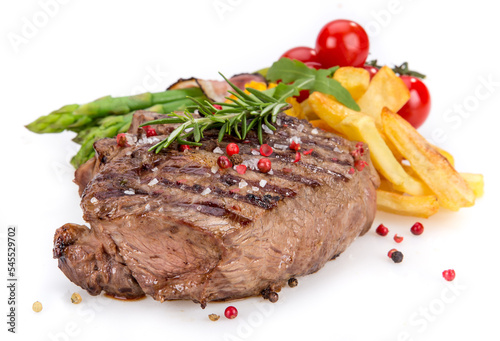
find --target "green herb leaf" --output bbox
[267,58,316,83]
[266,58,360,111]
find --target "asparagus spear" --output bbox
[71,113,133,168]
[26,88,205,134]
[74,87,204,117]
[25,104,95,133]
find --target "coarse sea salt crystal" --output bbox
[213,147,224,154]
[259,179,267,188]
[201,188,211,196]
[268,169,274,175]
[262,124,274,135]
[148,178,158,186]
[239,180,248,189]
[145,203,151,211]
[242,158,259,171]
[211,166,218,174]
[311,128,319,135]
[289,136,302,144]
[151,167,158,172]
[334,146,342,153]
[297,124,305,132]
[276,118,282,126]
[251,149,260,156]
[252,186,259,192]
[90,197,98,204]
[124,189,135,195]
[274,143,288,150]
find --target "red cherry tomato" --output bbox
[315,20,370,68]
[363,65,379,80]
[281,46,318,64]
[398,76,431,129]
[304,61,322,70]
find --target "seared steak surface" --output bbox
[54,111,379,305]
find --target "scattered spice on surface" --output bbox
[268,292,279,303]
[217,156,232,169]
[213,146,224,154]
[391,250,404,263]
[354,160,368,171]
[236,164,247,175]
[387,248,398,258]
[376,224,389,236]
[179,144,190,152]
[229,154,243,165]
[257,158,272,173]
[293,152,301,163]
[226,143,239,156]
[348,167,355,175]
[208,313,220,321]
[289,140,301,151]
[303,149,313,155]
[71,293,82,304]
[410,222,424,235]
[144,126,157,137]
[288,277,298,288]
[442,269,456,281]
[32,301,43,312]
[394,234,404,243]
[116,133,128,147]
[260,144,273,156]
[224,306,238,319]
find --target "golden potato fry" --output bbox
[333,67,370,101]
[357,66,410,124]
[308,92,356,126]
[309,92,424,194]
[381,107,475,211]
[336,114,406,186]
[300,99,319,121]
[285,97,305,119]
[431,145,455,166]
[376,189,440,218]
[309,119,336,133]
[460,173,484,198]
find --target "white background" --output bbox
[1,1,499,340]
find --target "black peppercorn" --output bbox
[288,277,298,288]
[229,154,243,165]
[391,250,404,263]
[268,292,279,303]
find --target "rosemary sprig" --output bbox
[141,73,294,153]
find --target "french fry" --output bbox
[460,173,484,198]
[336,114,406,186]
[308,92,356,126]
[381,107,475,211]
[333,67,370,101]
[376,189,440,218]
[300,99,319,121]
[356,66,410,124]
[432,145,455,166]
[284,97,305,119]
[309,92,426,194]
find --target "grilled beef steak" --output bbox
[54,111,379,305]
